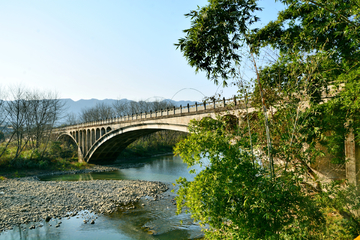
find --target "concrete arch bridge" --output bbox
[53,98,241,164]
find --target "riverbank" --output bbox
[0,152,175,179]
[0,176,168,233]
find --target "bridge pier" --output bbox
[345,130,360,186]
[78,146,84,162]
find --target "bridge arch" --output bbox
[84,123,188,163]
[57,132,77,146]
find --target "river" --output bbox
[0,155,205,240]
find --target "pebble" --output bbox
[0,173,168,232]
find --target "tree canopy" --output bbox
[175,0,360,239]
[175,0,261,86]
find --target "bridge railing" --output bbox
[56,96,243,131]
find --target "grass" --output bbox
[0,140,95,179]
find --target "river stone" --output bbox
[0,177,168,232]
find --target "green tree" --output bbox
[175,0,260,86]
[251,0,360,163]
[175,117,326,239]
[175,0,360,238]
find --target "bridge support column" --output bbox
[78,146,84,162]
[81,130,85,158]
[345,129,360,186]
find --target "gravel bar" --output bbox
[0,176,168,232]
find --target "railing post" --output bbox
[195,102,198,111]
[234,96,237,106]
[223,97,226,107]
[204,101,206,110]
[180,105,182,114]
[132,114,133,120]
[167,107,169,116]
[150,110,152,117]
[173,106,175,114]
[187,103,190,113]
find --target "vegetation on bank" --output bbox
[0,140,92,178]
[174,0,360,239]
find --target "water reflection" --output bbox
[41,155,205,183]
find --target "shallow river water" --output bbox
[0,155,205,240]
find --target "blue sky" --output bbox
[0,0,284,102]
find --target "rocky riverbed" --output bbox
[0,175,168,232]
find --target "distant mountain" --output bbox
[61,98,123,116]
[61,98,196,117]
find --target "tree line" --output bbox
[65,99,175,125]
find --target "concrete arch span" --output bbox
[57,133,77,146]
[84,123,189,164]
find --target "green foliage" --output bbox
[175,118,326,239]
[175,0,261,86]
[0,140,78,170]
[250,0,360,162]
[176,0,360,238]
[252,0,360,63]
